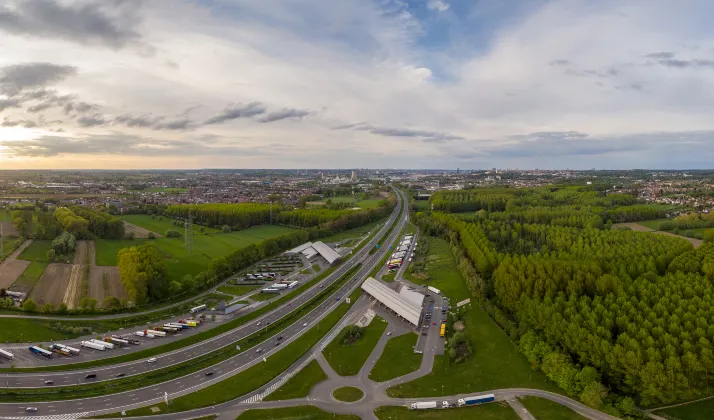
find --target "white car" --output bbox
[303,323,308,327]
[147,358,157,363]
[442,401,449,408]
[26,408,38,412]
[256,322,262,326]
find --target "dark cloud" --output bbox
[113,114,193,130]
[644,52,675,59]
[257,108,310,123]
[0,133,269,158]
[0,98,21,111]
[24,91,75,112]
[0,0,148,51]
[203,102,266,125]
[64,101,101,115]
[1,118,37,128]
[565,68,619,78]
[549,59,570,66]
[77,114,106,127]
[334,122,463,142]
[656,58,714,68]
[0,62,77,96]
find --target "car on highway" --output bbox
[277,336,284,341]
[205,371,214,376]
[116,373,126,378]
[432,322,436,325]
[44,380,53,385]
[303,322,308,327]
[84,374,97,379]
[256,322,261,326]
[147,358,157,363]
[275,342,281,346]
[255,348,262,353]
[25,407,38,412]
[320,285,324,288]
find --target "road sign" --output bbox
[235,345,241,351]
[263,357,267,362]
[375,244,380,249]
[346,298,351,304]
[389,245,393,250]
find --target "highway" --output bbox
[0,189,408,417]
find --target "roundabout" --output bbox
[331,386,364,403]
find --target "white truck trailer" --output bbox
[410,401,437,410]
[81,341,106,351]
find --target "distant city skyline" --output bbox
[1,0,714,170]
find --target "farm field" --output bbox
[0,259,31,289]
[369,332,422,382]
[322,316,388,376]
[87,241,127,305]
[121,214,215,236]
[0,220,19,238]
[637,218,670,230]
[95,225,295,282]
[249,292,279,302]
[655,398,714,420]
[11,261,48,293]
[0,237,19,259]
[412,200,430,211]
[404,236,472,302]
[519,396,586,420]
[29,263,73,306]
[388,301,561,397]
[308,195,386,209]
[18,240,53,262]
[374,403,519,420]
[0,318,91,343]
[123,221,157,239]
[320,218,386,244]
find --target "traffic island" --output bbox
[331,386,365,403]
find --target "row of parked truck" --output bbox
[409,394,496,410]
[387,234,416,271]
[0,318,204,362]
[261,280,299,294]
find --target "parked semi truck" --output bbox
[134,331,155,338]
[146,329,167,337]
[29,346,53,358]
[410,401,437,410]
[457,394,496,406]
[107,337,129,346]
[261,288,280,294]
[90,339,113,350]
[178,319,198,327]
[0,349,14,360]
[190,304,207,314]
[81,341,106,351]
[167,323,189,330]
[287,281,299,288]
[271,283,288,290]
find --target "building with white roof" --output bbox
[361,277,423,327]
[286,241,342,266]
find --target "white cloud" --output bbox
[427,0,450,13]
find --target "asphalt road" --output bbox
[0,190,408,417]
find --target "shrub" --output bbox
[148,232,156,239]
[165,229,181,237]
[221,225,231,233]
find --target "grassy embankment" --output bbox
[264,359,327,401]
[655,398,714,420]
[374,404,519,420]
[322,316,387,376]
[216,285,261,296]
[369,333,421,382]
[519,396,587,420]
[237,406,359,420]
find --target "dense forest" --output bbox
[165,203,279,230]
[53,206,124,239]
[414,186,714,415]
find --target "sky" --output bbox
[1,0,714,170]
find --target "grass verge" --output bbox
[655,398,714,420]
[519,396,586,420]
[332,386,364,402]
[237,406,359,420]
[322,316,387,376]
[216,285,262,296]
[369,333,421,382]
[404,236,471,302]
[374,403,519,420]
[263,359,327,401]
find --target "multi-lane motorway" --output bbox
[0,189,408,417]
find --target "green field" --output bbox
[250,292,279,302]
[412,200,430,211]
[0,318,125,343]
[0,237,18,259]
[519,397,586,420]
[388,302,560,397]
[12,261,48,290]
[332,386,364,402]
[322,316,388,376]
[216,285,261,296]
[237,406,359,420]
[0,211,10,221]
[95,224,295,281]
[121,214,218,235]
[637,218,671,230]
[374,403,518,420]
[18,240,52,262]
[264,359,327,401]
[369,333,422,382]
[404,236,472,301]
[655,398,714,420]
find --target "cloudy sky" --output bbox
[1,0,714,170]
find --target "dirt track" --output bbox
[123,221,162,239]
[0,240,32,289]
[63,241,88,309]
[30,263,72,306]
[87,241,127,305]
[614,222,703,248]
